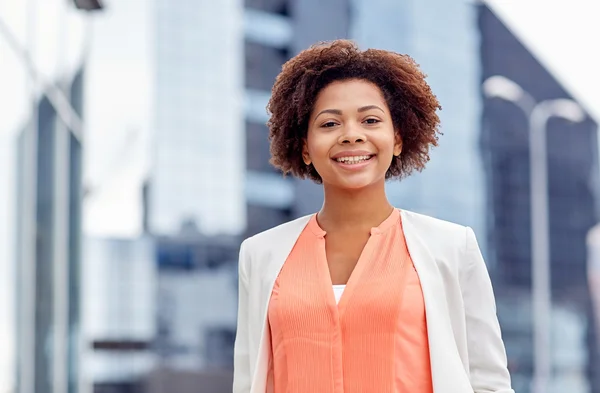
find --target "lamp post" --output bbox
[586,224,600,363]
[483,75,586,393]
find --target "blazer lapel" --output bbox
[251,215,312,393]
[401,210,473,393]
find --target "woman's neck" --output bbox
[317,181,394,233]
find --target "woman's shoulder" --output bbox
[402,209,468,235]
[239,215,313,278]
[401,209,475,253]
[242,214,313,254]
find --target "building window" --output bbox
[245,41,289,91]
[246,121,275,173]
[245,0,289,16]
[244,9,292,49]
[246,204,292,236]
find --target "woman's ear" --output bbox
[393,132,402,157]
[302,141,312,165]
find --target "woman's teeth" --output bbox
[335,155,371,164]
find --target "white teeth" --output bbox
[336,155,371,164]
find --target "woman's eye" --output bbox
[322,121,337,128]
[364,118,380,124]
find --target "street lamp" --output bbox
[483,75,586,393]
[482,75,536,114]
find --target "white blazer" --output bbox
[233,209,515,393]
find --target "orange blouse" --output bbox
[267,209,433,393]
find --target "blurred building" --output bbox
[243,0,350,236]
[478,4,599,392]
[15,66,85,393]
[83,236,157,393]
[2,2,99,393]
[81,229,240,393]
[143,369,232,393]
[153,227,239,371]
[148,0,246,236]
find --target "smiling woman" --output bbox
[233,39,515,393]
[267,39,442,183]
[302,79,402,191]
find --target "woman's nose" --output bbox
[338,125,366,144]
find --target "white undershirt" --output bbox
[332,285,346,304]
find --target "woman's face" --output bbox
[304,79,402,191]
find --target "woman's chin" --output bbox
[327,175,384,191]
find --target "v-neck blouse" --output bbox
[267,209,433,393]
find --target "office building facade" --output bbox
[15,66,85,393]
[2,2,98,392]
[83,236,157,391]
[479,4,599,392]
[149,0,246,237]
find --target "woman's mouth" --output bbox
[332,154,376,171]
[333,155,374,165]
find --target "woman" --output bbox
[233,40,514,393]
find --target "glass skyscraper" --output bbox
[6,3,98,393]
[15,68,85,393]
[149,0,246,237]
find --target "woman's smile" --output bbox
[332,152,377,171]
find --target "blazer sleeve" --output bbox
[461,227,515,393]
[233,240,252,393]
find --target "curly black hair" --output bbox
[266,39,442,183]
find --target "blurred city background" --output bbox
[1,0,599,392]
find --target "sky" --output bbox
[485,0,600,121]
[1,0,600,391]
